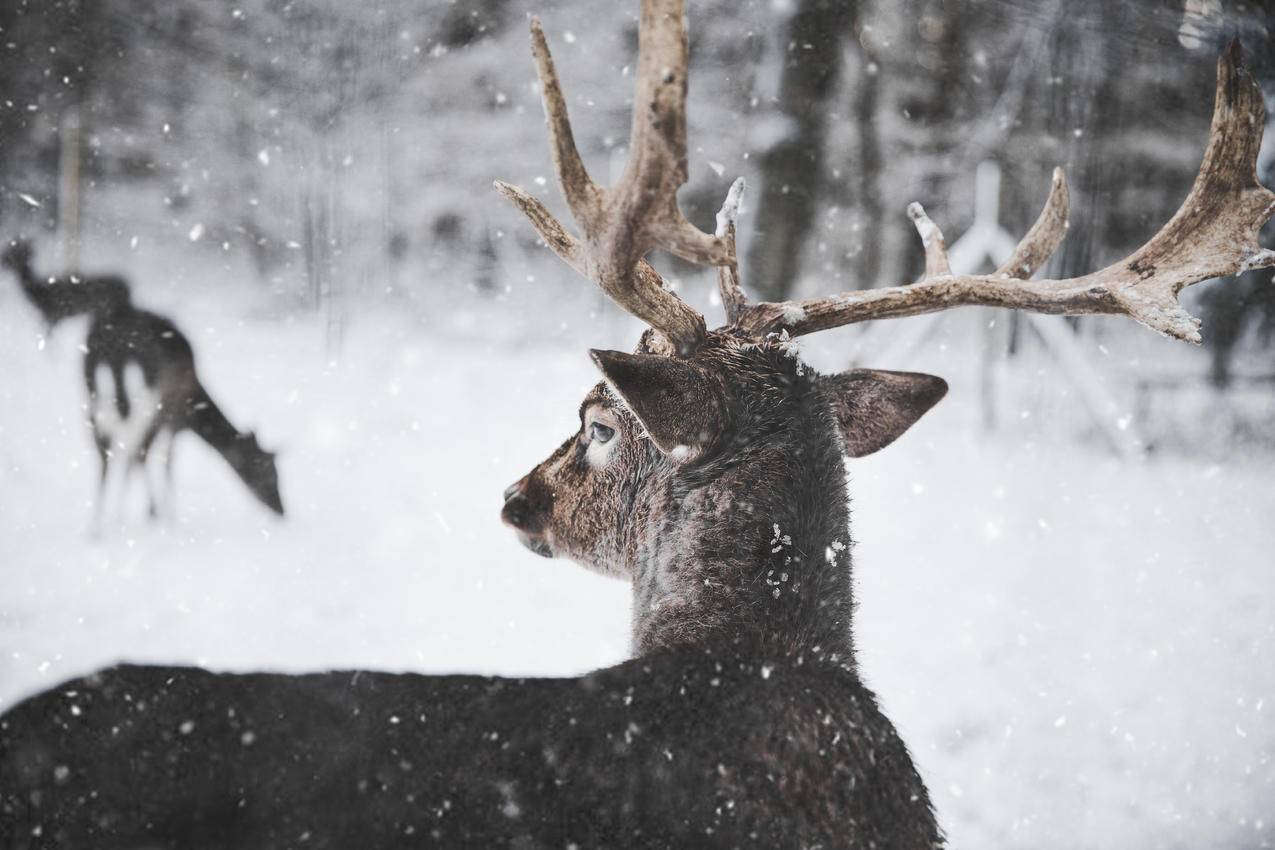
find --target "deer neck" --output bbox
[186,386,248,460]
[627,384,856,667]
[11,260,42,298]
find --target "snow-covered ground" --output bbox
[1,274,1272,849]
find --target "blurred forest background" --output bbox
[1,0,1272,405]
[2,2,1274,849]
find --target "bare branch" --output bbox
[738,44,1275,345]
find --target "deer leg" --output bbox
[88,363,121,538]
[111,362,160,527]
[88,438,110,540]
[138,425,162,522]
[141,446,158,521]
[144,428,176,524]
[118,454,140,527]
[164,433,177,521]
[91,445,135,536]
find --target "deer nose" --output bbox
[501,479,533,530]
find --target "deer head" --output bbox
[223,432,284,516]
[498,334,948,563]
[497,1,1275,658]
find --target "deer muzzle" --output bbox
[501,478,553,558]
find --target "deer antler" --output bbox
[714,177,748,324]
[495,1,735,356]
[732,42,1275,345]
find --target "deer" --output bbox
[2,239,284,532]
[3,0,1273,845]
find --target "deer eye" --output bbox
[589,421,615,444]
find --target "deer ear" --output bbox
[589,349,726,460]
[824,369,947,457]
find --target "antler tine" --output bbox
[995,167,1070,280]
[906,203,953,279]
[493,180,587,275]
[1102,40,1275,340]
[528,18,601,223]
[495,0,737,356]
[714,178,748,322]
[495,180,708,352]
[736,44,1275,345]
[622,0,734,268]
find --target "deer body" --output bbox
[1,652,932,849]
[2,241,283,526]
[82,301,284,526]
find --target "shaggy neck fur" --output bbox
[624,346,856,667]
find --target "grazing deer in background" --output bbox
[2,239,284,531]
[3,0,1273,845]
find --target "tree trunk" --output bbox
[57,106,83,271]
[746,0,856,302]
[849,40,882,288]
